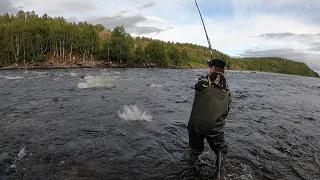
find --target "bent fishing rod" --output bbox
[194,0,214,62]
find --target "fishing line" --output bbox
[194,0,214,62]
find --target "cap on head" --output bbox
[207,58,226,68]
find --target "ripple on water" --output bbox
[1,69,320,180]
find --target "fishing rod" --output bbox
[194,0,214,62]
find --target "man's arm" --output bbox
[194,75,209,92]
[227,92,231,113]
[225,80,232,114]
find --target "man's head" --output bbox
[207,58,226,73]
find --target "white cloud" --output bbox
[0,0,18,14]
[87,14,165,34]
[15,0,95,14]
[137,2,156,10]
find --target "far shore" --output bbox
[1,59,318,79]
[0,64,205,70]
[0,59,207,70]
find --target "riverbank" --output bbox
[1,58,319,78]
[0,59,207,70]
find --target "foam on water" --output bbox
[117,105,153,122]
[0,75,23,80]
[77,75,116,89]
[70,72,78,77]
[5,147,28,174]
[32,71,47,75]
[149,84,163,88]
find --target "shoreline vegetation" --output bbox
[0,11,319,78]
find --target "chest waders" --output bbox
[188,76,229,180]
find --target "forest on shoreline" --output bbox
[0,11,318,78]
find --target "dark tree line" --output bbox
[0,11,99,64]
[0,11,230,68]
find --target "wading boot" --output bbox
[214,151,225,180]
[189,148,202,164]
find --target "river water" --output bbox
[0,68,319,180]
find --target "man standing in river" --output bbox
[187,58,231,180]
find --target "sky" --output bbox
[1,0,320,73]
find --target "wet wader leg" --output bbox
[206,134,228,180]
[206,133,228,155]
[188,124,205,163]
[214,151,225,180]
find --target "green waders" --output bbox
[188,81,230,179]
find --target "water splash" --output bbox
[71,72,78,77]
[117,105,153,122]
[5,147,28,175]
[78,75,116,89]
[18,148,27,160]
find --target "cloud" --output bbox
[88,14,165,35]
[258,33,320,41]
[228,0,320,23]
[259,33,297,38]
[137,2,156,10]
[62,0,95,12]
[0,0,18,14]
[310,43,320,51]
[88,14,147,29]
[66,16,78,23]
[258,32,320,50]
[240,48,307,59]
[135,26,164,35]
[14,0,95,14]
[119,10,131,14]
[258,32,320,53]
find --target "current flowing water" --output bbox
[0,68,319,180]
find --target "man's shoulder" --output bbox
[195,74,210,91]
[198,74,209,80]
[197,74,210,84]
